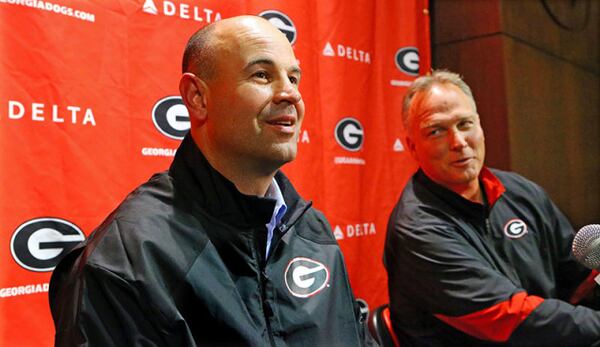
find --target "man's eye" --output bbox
[289,76,299,85]
[458,120,473,129]
[427,129,440,137]
[254,71,268,80]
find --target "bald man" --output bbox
[50,16,367,346]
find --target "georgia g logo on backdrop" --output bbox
[152,96,190,140]
[11,218,85,272]
[259,10,297,44]
[335,117,364,151]
[285,257,330,298]
[395,47,419,76]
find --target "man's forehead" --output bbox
[413,84,473,112]
[418,103,452,117]
[411,102,476,130]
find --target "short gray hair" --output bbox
[402,70,476,128]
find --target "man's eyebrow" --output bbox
[244,58,302,75]
[420,121,444,130]
[419,113,477,129]
[245,58,274,70]
[289,65,302,76]
[421,104,450,115]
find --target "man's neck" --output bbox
[450,180,483,204]
[193,133,276,197]
[227,170,275,197]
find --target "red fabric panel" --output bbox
[569,270,600,305]
[434,291,544,342]
[480,166,506,206]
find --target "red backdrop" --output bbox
[0,0,429,345]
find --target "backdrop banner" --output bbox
[0,0,429,345]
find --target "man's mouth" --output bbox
[265,115,297,134]
[267,116,296,126]
[451,157,473,166]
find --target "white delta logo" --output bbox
[6,100,96,126]
[322,42,371,64]
[333,222,376,240]
[142,0,222,23]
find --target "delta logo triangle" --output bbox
[143,0,158,15]
[333,225,344,240]
[322,42,335,57]
[393,138,404,152]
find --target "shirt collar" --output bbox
[265,178,287,225]
[264,178,287,258]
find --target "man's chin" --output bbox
[275,151,297,166]
[274,142,298,159]
[256,144,297,170]
[452,171,480,186]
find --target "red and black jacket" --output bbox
[385,168,600,346]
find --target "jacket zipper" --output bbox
[258,201,312,346]
[259,268,276,346]
[255,227,276,347]
[485,217,492,235]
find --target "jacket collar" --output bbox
[479,167,505,206]
[414,167,506,219]
[169,134,309,229]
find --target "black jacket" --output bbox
[50,134,365,346]
[385,168,600,346]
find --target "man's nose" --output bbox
[273,78,302,105]
[449,129,468,150]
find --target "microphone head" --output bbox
[572,224,600,270]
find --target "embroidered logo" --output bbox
[284,257,329,298]
[504,219,528,238]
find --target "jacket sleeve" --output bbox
[385,207,600,346]
[50,259,173,346]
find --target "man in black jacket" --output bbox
[50,16,366,346]
[385,70,600,346]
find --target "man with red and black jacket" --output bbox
[50,16,368,346]
[384,70,600,346]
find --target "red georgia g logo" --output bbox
[504,219,528,238]
[284,257,330,298]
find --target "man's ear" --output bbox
[179,72,208,126]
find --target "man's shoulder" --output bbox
[396,176,439,216]
[293,206,339,245]
[489,168,546,196]
[392,175,466,233]
[81,171,209,279]
[113,171,176,220]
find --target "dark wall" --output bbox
[431,0,599,228]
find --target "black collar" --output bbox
[169,134,310,229]
[414,169,487,220]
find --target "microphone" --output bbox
[572,224,600,270]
